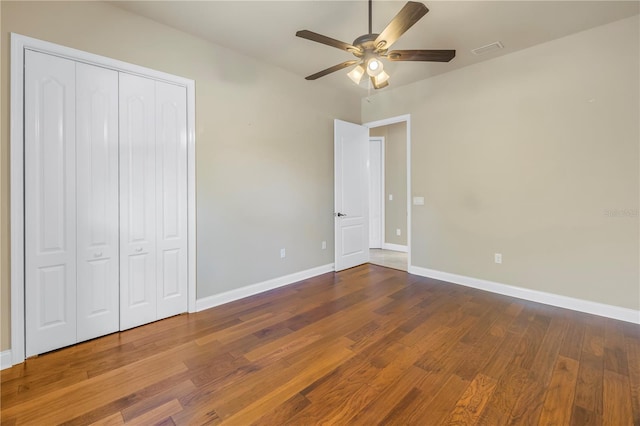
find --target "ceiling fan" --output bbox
[296,0,455,89]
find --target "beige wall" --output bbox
[0,1,360,351]
[363,16,640,311]
[370,123,408,246]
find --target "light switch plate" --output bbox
[389,194,393,201]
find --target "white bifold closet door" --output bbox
[25,51,119,356]
[155,81,189,320]
[119,73,188,330]
[75,62,120,342]
[25,51,77,357]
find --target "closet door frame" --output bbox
[10,33,197,366]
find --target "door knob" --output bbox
[334,212,347,217]
[135,247,143,252]
[94,252,102,258]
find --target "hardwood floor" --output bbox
[2,264,639,425]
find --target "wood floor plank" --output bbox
[120,380,196,422]
[247,392,311,426]
[559,315,586,361]
[388,373,469,425]
[348,365,432,424]
[603,318,630,376]
[477,363,529,425]
[529,316,569,385]
[125,399,183,425]
[507,370,546,425]
[2,264,638,425]
[570,405,602,426]
[218,345,355,424]
[413,317,478,374]
[453,334,503,381]
[603,369,634,425]
[481,331,524,380]
[575,322,605,415]
[194,311,293,346]
[513,314,551,371]
[88,412,124,426]
[444,373,498,425]
[315,337,439,425]
[538,355,579,425]
[626,335,640,425]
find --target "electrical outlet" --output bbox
[494,253,502,264]
[280,248,286,258]
[396,229,401,236]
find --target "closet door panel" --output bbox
[155,82,188,319]
[24,50,77,356]
[119,73,157,330]
[76,63,119,341]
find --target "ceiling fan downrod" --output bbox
[369,0,373,35]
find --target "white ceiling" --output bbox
[111,1,639,95]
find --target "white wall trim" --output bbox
[364,114,411,269]
[10,33,26,367]
[196,264,335,312]
[409,266,640,324]
[10,33,197,366]
[368,136,385,249]
[382,243,408,253]
[0,350,13,371]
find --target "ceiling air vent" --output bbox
[471,41,504,56]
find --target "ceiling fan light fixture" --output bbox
[374,70,390,86]
[347,64,366,84]
[366,58,383,76]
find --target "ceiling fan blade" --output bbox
[371,76,389,90]
[305,60,360,80]
[296,30,362,54]
[387,49,456,62]
[374,2,429,51]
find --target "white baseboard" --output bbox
[1,350,13,370]
[196,263,335,312]
[382,243,408,253]
[409,266,640,324]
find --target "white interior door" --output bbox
[24,50,77,356]
[369,137,383,249]
[76,62,119,342]
[119,73,157,330]
[334,119,370,271]
[155,81,188,319]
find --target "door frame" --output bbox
[368,136,385,249]
[363,114,411,267]
[9,33,197,366]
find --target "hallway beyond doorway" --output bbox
[369,249,407,271]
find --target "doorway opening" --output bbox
[364,115,410,271]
